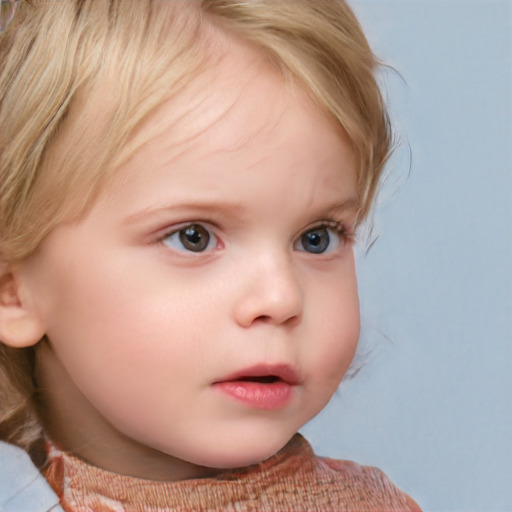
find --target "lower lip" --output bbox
[213,381,294,410]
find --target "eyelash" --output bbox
[156,220,353,255]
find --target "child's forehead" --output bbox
[91,80,357,230]
[138,43,287,146]
[107,38,344,188]
[40,31,285,199]
[92,42,356,212]
[34,26,350,230]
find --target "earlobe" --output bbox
[0,270,46,348]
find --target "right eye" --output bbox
[294,223,348,255]
[161,223,218,253]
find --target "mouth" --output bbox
[215,364,300,386]
[237,375,281,384]
[212,364,299,410]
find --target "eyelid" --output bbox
[302,219,354,240]
[154,218,216,239]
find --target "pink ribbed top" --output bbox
[44,434,421,512]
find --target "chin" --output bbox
[185,429,296,470]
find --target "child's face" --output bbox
[23,41,360,479]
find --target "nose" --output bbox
[232,252,303,328]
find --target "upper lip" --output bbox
[214,364,300,386]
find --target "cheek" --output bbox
[304,261,360,388]
[317,300,359,385]
[39,249,214,390]
[297,280,359,426]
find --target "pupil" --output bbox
[302,229,329,254]
[180,224,209,252]
[309,233,321,246]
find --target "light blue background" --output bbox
[301,1,512,511]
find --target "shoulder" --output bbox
[263,435,422,511]
[0,441,64,512]
[311,453,422,512]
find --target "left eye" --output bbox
[295,225,345,254]
[162,223,218,253]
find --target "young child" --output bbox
[0,1,422,510]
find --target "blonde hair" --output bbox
[0,0,391,461]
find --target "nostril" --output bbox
[254,315,272,323]
[252,313,301,328]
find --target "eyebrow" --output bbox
[123,201,246,225]
[123,197,361,226]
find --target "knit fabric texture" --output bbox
[44,434,421,512]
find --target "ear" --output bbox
[0,267,46,347]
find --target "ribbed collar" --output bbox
[44,434,315,511]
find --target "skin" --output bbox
[15,38,361,481]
